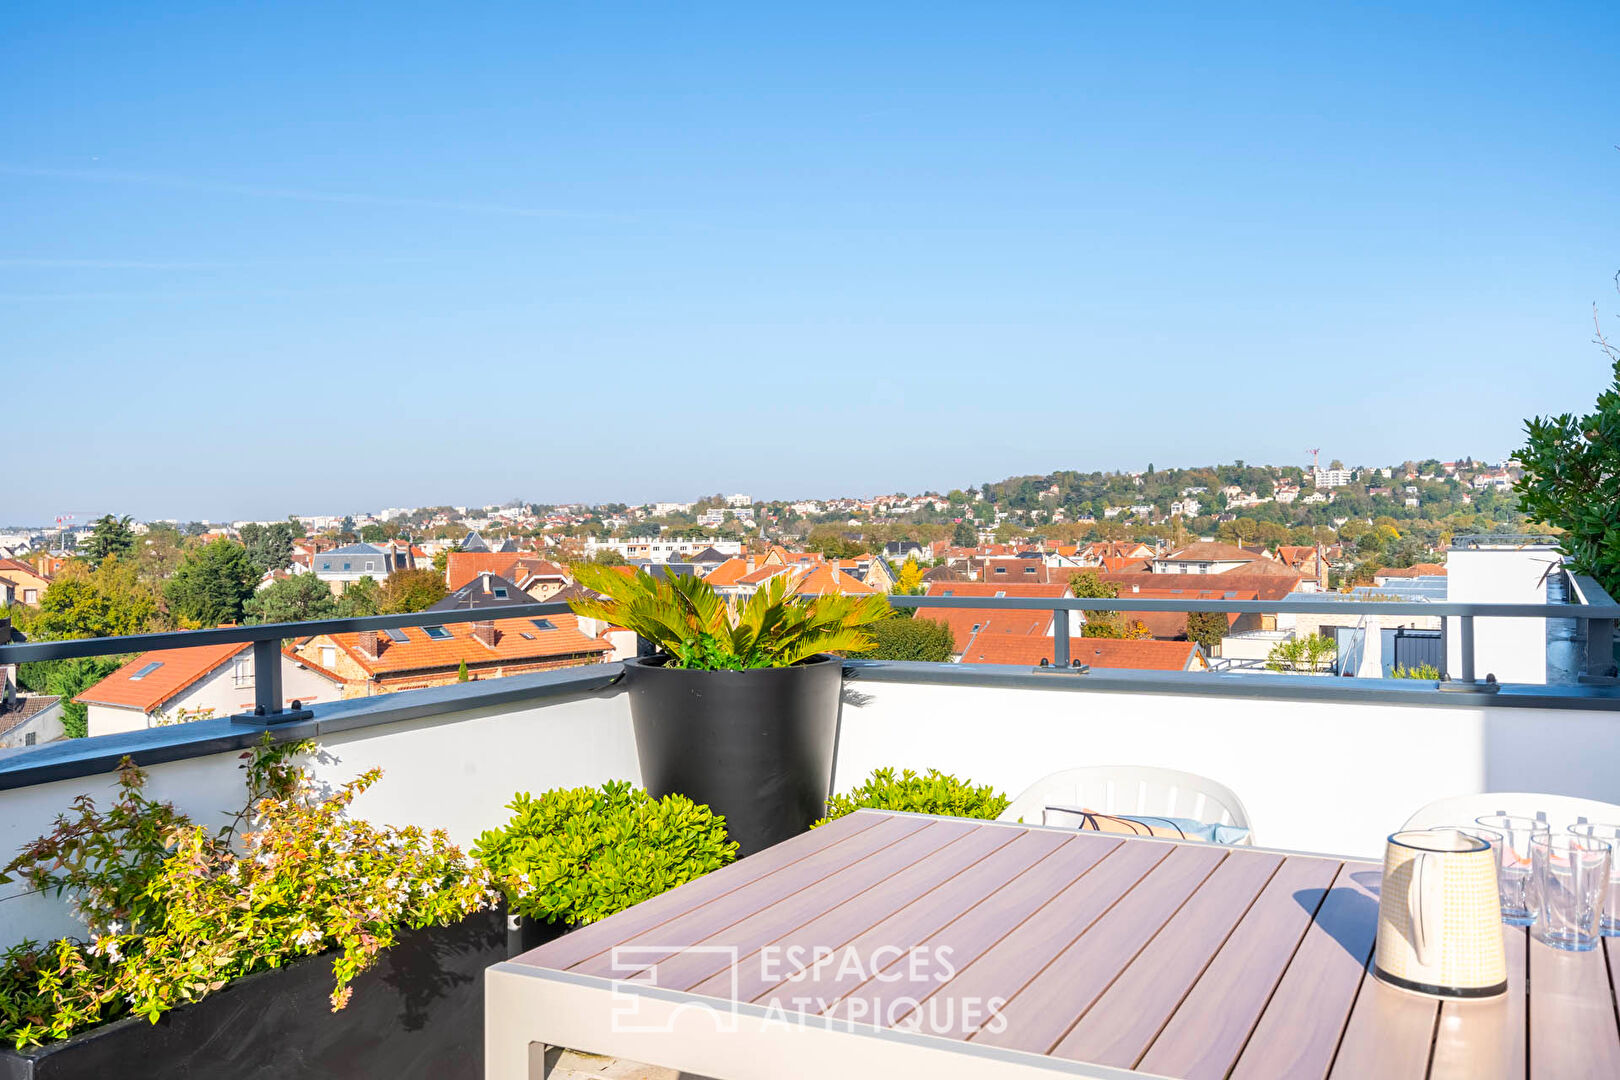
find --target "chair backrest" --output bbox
[999,766,1253,837]
[1403,793,1620,835]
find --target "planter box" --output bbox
[623,652,842,857]
[1,909,566,1080]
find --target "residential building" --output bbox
[1312,467,1353,489]
[0,558,50,607]
[312,543,405,593]
[294,614,611,698]
[975,558,1050,583]
[428,573,535,612]
[77,643,345,737]
[1151,542,1268,575]
[584,537,742,563]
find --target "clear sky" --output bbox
[3,2,1617,522]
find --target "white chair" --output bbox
[1403,793,1620,835]
[1000,766,1254,843]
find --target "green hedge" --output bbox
[473,781,737,926]
[818,768,1008,825]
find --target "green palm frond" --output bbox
[566,564,891,670]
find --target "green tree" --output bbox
[164,539,258,626]
[1516,340,1620,596]
[244,574,339,625]
[82,515,136,570]
[952,520,977,547]
[589,549,627,566]
[856,616,955,662]
[359,524,388,543]
[431,544,460,575]
[807,527,864,558]
[1184,610,1228,653]
[29,558,160,641]
[240,522,295,576]
[379,568,448,613]
[1265,633,1337,673]
[1069,571,1124,637]
[18,655,127,738]
[335,575,382,617]
[456,659,470,683]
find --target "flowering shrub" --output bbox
[473,781,736,927]
[0,739,495,1049]
[816,767,1009,825]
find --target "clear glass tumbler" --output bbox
[1531,833,1611,952]
[1567,823,1620,936]
[1475,814,1549,925]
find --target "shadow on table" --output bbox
[1293,876,1381,963]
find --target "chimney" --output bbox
[357,630,385,658]
[473,620,498,648]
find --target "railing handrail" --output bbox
[0,600,576,665]
[888,595,1620,618]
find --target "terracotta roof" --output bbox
[918,608,1051,644]
[1100,570,1304,603]
[1158,543,1267,564]
[75,641,254,712]
[960,635,1202,671]
[1375,563,1448,578]
[320,613,609,676]
[0,558,47,579]
[702,558,754,587]
[924,582,1067,598]
[978,559,1051,583]
[445,552,523,591]
[788,564,878,596]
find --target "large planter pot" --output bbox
[0,907,566,1080]
[622,652,843,857]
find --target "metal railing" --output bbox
[2,574,1616,720]
[0,601,575,722]
[890,576,1620,687]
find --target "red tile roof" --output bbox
[321,614,609,676]
[76,641,253,712]
[445,552,523,590]
[919,608,1052,644]
[1375,563,1447,578]
[1158,542,1268,564]
[1100,571,1304,603]
[960,635,1202,671]
[924,582,1067,598]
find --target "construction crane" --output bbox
[1306,448,1320,473]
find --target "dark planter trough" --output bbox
[623,652,843,857]
[1,908,566,1080]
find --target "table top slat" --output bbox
[968,843,1229,1053]
[1222,860,1382,1080]
[1429,926,1526,1080]
[1326,966,1439,1080]
[762,829,1107,1010]
[1528,932,1620,1078]
[516,808,888,971]
[634,818,982,990]
[1055,851,1309,1071]
[689,820,1029,1001]
[827,833,1167,1031]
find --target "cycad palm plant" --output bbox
[569,564,890,670]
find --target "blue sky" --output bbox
[3,2,1617,522]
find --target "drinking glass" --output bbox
[1531,833,1611,951]
[1475,814,1548,925]
[1567,823,1620,936]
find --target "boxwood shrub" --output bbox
[817,767,1009,825]
[473,781,737,927]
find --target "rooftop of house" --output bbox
[320,614,610,676]
[1158,542,1269,563]
[0,694,59,736]
[75,640,255,712]
[428,572,534,611]
[1376,563,1449,578]
[960,634,1203,671]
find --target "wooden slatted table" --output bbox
[485,810,1620,1079]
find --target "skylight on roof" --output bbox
[384,628,410,643]
[422,625,452,640]
[530,618,556,631]
[130,661,163,680]
[493,587,508,598]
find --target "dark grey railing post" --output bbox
[253,637,283,717]
[1458,615,1476,684]
[1584,617,1618,683]
[1053,607,1070,668]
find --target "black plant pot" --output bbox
[622,652,843,857]
[0,907,567,1080]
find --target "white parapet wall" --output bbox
[0,682,640,950]
[1445,544,1565,685]
[832,674,1620,859]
